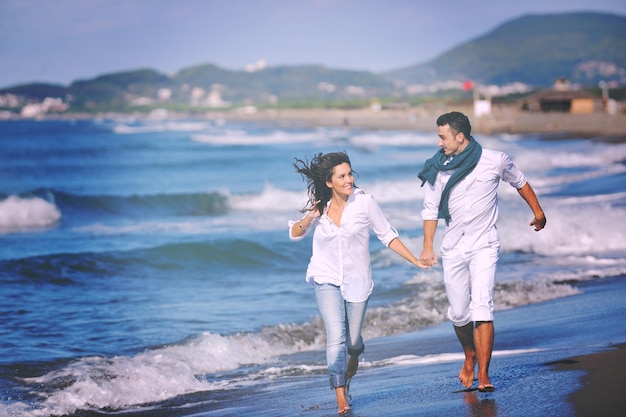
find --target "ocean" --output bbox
[1,116,625,416]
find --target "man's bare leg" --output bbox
[474,321,494,391]
[454,322,477,389]
[335,386,350,415]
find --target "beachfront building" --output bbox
[522,90,597,113]
[20,97,68,118]
[524,90,601,114]
[521,78,599,113]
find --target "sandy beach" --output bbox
[206,105,626,140]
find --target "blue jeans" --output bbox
[314,283,368,389]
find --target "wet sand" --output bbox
[551,343,626,417]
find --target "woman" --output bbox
[289,151,427,415]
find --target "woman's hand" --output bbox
[293,201,321,237]
[307,200,322,219]
[415,258,431,269]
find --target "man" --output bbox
[418,111,546,392]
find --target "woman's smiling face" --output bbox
[326,162,354,198]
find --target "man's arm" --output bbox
[419,219,439,266]
[517,182,546,231]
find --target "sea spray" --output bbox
[0,195,60,232]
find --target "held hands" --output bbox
[419,248,438,268]
[415,258,431,269]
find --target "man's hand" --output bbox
[530,215,546,231]
[419,248,438,267]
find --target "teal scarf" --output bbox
[418,137,482,224]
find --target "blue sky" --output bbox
[1,0,625,88]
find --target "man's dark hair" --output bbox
[436,111,472,139]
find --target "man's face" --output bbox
[437,124,464,157]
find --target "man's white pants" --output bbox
[441,236,500,327]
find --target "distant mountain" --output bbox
[384,12,626,87]
[1,11,625,114]
[69,69,172,109]
[172,64,396,102]
[1,83,67,100]
[0,64,397,113]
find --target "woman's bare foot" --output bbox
[335,387,350,415]
[459,355,476,389]
[346,355,359,380]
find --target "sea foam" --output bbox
[0,195,61,232]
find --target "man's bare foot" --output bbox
[477,374,494,392]
[335,387,350,415]
[459,355,476,388]
[346,355,359,380]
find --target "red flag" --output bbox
[463,80,474,91]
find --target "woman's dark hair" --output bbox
[293,151,355,215]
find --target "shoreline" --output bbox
[7,105,626,141]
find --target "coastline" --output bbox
[204,105,626,141]
[9,104,626,140]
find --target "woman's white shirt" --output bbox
[289,189,398,302]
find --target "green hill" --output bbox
[385,12,626,86]
[171,64,396,102]
[69,69,171,110]
[1,83,67,100]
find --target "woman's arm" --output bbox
[289,201,321,240]
[388,237,429,269]
[289,215,316,239]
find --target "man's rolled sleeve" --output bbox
[421,181,441,221]
[501,153,527,189]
